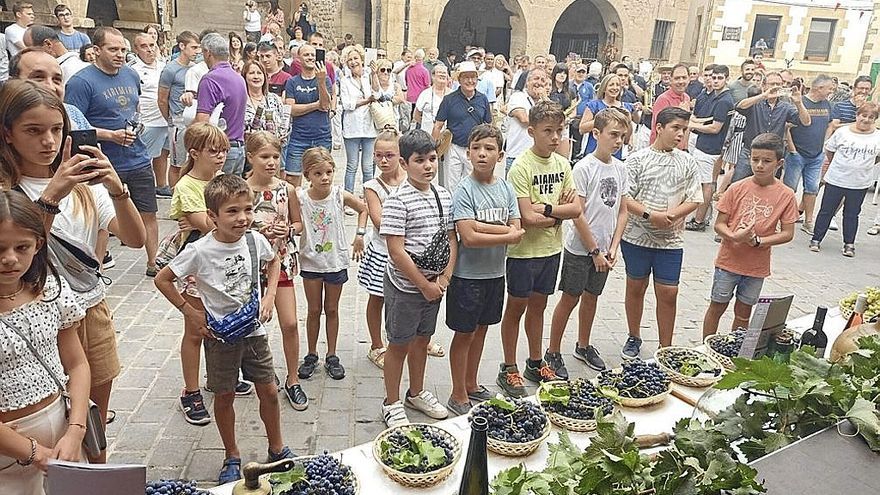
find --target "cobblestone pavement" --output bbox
[102,149,880,483]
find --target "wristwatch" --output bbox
[588,248,601,256]
[542,203,553,218]
[752,235,762,247]
[642,209,651,220]
[356,227,367,236]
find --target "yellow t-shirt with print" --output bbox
[507,149,573,259]
[168,174,209,220]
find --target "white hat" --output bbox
[455,61,479,79]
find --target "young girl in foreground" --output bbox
[0,191,90,495]
[245,131,307,410]
[297,147,367,380]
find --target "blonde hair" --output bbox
[375,128,400,144]
[376,59,393,72]
[301,146,335,179]
[181,123,230,176]
[340,44,365,66]
[246,130,282,155]
[596,74,622,101]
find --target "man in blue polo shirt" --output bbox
[193,33,247,176]
[432,61,492,191]
[284,43,332,188]
[66,26,160,277]
[784,74,833,235]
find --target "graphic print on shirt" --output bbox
[309,205,334,253]
[222,254,251,302]
[296,85,317,94]
[532,171,566,195]
[738,194,773,229]
[599,176,618,208]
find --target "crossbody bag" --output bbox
[406,185,450,274]
[205,232,261,344]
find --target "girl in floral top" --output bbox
[245,132,308,410]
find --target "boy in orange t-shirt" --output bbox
[702,133,799,337]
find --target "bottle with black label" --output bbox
[800,306,828,357]
[458,416,489,495]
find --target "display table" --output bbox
[208,308,849,494]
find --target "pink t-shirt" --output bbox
[650,89,691,148]
[405,63,431,104]
[715,178,798,278]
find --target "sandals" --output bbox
[426,341,446,358]
[367,347,386,369]
[867,225,880,236]
[218,457,242,485]
[842,244,855,258]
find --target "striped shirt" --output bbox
[380,180,454,293]
[830,99,858,124]
[623,147,702,249]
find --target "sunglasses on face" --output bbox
[711,75,726,80]
[378,68,391,73]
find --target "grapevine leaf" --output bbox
[489,396,516,411]
[846,397,880,451]
[538,381,570,406]
[738,439,768,462]
[699,459,723,486]
[269,465,307,493]
[715,357,792,392]
[759,432,790,455]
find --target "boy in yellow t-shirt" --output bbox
[498,100,580,397]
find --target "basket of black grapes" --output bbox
[704,327,747,370]
[269,452,359,495]
[373,424,460,488]
[654,346,724,387]
[598,360,671,407]
[469,397,550,456]
[535,379,615,432]
[145,480,210,495]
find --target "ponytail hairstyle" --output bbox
[301,146,335,179]
[0,190,58,297]
[181,122,230,177]
[0,80,95,223]
[245,130,282,157]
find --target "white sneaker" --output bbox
[405,390,449,419]
[382,400,409,428]
[829,216,839,231]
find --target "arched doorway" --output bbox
[437,0,524,58]
[550,0,621,63]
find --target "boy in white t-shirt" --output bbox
[155,175,290,484]
[546,108,630,374]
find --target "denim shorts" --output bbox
[285,137,332,176]
[116,164,158,213]
[506,254,561,298]
[223,142,246,176]
[300,269,349,285]
[782,151,823,195]
[710,267,764,306]
[620,241,683,286]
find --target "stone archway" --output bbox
[436,0,525,58]
[550,0,622,64]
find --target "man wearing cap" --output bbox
[432,60,492,191]
[470,48,497,108]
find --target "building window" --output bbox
[650,20,675,59]
[750,14,781,56]
[691,14,703,56]
[804,18,836,62]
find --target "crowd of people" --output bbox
[0,0,879,491]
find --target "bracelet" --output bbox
[69,423,86,430]
[108,184,130,201]
[356,227,366,236]
[17,437,37,466]
[34,198,62,215]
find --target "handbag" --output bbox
[2,317,106,458]
[155,230,202,269]
[205,232,261,344]
[369,100,398,131]
[406,185,450,274]
[46,234,104,293]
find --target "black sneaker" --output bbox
[298,353,319,379]
[235,380,254,396]
[543,351,569,380]
[495,364,526,397]
[621,336,643,360]
[324,355,346,380]
[102,253,115,269]
[179,390,211,425]
[523,359,558,383]
[573,343,606,371]
[155,186,173,198]
[283,381,309,411]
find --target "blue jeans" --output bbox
[285,137,332,176]
[343,137,375,193]
[710,267,764,306]
[812,183,868,245]
[782,151,823,195]
[620,241,683,286]
[223,144,246,176]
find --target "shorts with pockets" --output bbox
[141,125,170,158]
[505,254,561,298]
[710,267,764,306]
[116,164,158,213]
[204,335,275,394]
[76,300,121,387]
[384,274,440,345]
[285,137,333,176]
[620,240,683,286]
[300,269,349,285]
[169,121,187,168]
[782,151,823,195]
[692,147,719,184]
[558,249,610,297]
[446,276,505,332]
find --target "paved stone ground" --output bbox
[102,148,880,484]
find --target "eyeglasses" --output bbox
[57,12,72,18]
[377,53,387,59]
[378,68,391,73]
[205,148,229,157]
[711,75,727,80]
[374,152,398,161]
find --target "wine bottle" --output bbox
[459,416,489,495]
[844,294,868,330]
[800,306,827,354]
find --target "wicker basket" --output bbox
[289,455,360,495]
[654,347,724,388]
[372,424,461,488]
[535,380,605,432]
[704,335,737,370]
[616,384,671,408]
[470,401,552,456]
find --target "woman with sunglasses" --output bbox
[413,64,451,134]
[339,45,377,195]
[369,59,405,129]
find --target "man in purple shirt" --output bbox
[193,32,247,175]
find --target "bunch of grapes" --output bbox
[470,398,547,443]
[380,426,454,473]
[840,287,880,321]
[145,480,209,495]
[708,327,747,357]
[598,360,670,399]
[281,453,357,495]
[660,348,721,377]
[543,379,614,420]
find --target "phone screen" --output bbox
[315,48,325,63]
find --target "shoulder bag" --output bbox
[406,185,451,274]
[205,232,261,344]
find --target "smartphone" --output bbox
[70,129,98,158]
[315,48,325,63]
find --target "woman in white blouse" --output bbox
[339,45,378,194]
[413,64,452,132]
